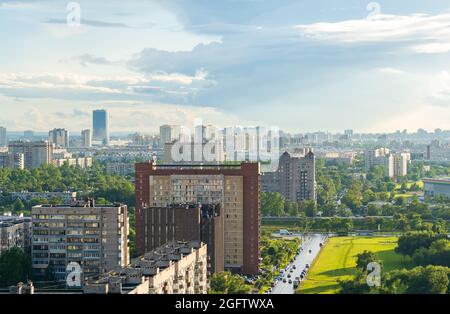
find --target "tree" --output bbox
[396,231,446,257]
[260,192,285,217]
[0,247,32,287]
[209,272,252,294]
[355,251,381,271]
[13,198,25,212]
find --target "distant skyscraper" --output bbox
[23,130,34,141]
[0,127,6,147]
[81,129,92,148]
[48,128,69,148]
[159,124,180,148]
[93,110,109,145]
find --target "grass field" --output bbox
[297,236,412,294]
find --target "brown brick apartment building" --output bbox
[135,162,260,274]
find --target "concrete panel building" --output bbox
[8,141,53,169]
[0,215,31,253]
[49,128,69,148]
[31,200,129,283]
[81,129,92,148]
[135,162,260,274]
[84,241,207,294]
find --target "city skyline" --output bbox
[2,0,450,133]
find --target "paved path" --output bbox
[271,234,327,294]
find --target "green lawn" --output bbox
[297,236,412,294]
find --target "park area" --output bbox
[297,236,412,294]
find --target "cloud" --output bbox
[61,54,116,67]
[294,13,450,54]
[376,67,405,75]
[44,18,131,29]
[0,71,216,103]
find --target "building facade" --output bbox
[423,178,450,198]
[84,241,207,294]
[135,162,260,274]
[261,151,316,202]
[159,125,180,148]
[142,203,224,273]
[31,200,129,283]
[0,152,24,169]
[48,128,69,148]
[8,141,53,169]
[93,110,109,145]
[0,215,31,253]
[81,129,92,148]
[364,148,410,178]
[0,126,6,147]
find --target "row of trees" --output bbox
[0,162,135,213]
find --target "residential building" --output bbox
[8,141,53,169]
[142,203,224,273]
[423,178,450,198]
[106,162,134,176]
[159,125,180,148]
[9,191,77,203]
[364,148,409,178]
[48,128,69,148]
[0,152,24,169]
[84,241,207,294]
[261,151,316,202]
[93,109,109,145]
[81,129,92,148]
[135,162,260,274]
[0,214,31,253]
[31,200,129,283]
[0,126,6,147]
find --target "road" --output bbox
[271,233,327,294]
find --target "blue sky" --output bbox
[1,0,450,133]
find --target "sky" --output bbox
[1,0,450,134]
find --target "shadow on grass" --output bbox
[316,266,356,278]
[298,283,341,294]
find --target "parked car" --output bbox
[283,278,287,283]
[288,279,293,284]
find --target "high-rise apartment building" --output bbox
[159,125,180,148]
[261,151,317,202]
[48,128,69,148]
[364,148,409,178]
[81,129,92,148]
[0,215,31,253]
[142,203,224,273]
[135,162,260,274]
[93,110,109,145]
[8,141,53,169]
[0,152,24,169]
[31,200,129,283]
[0,126,6,147]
